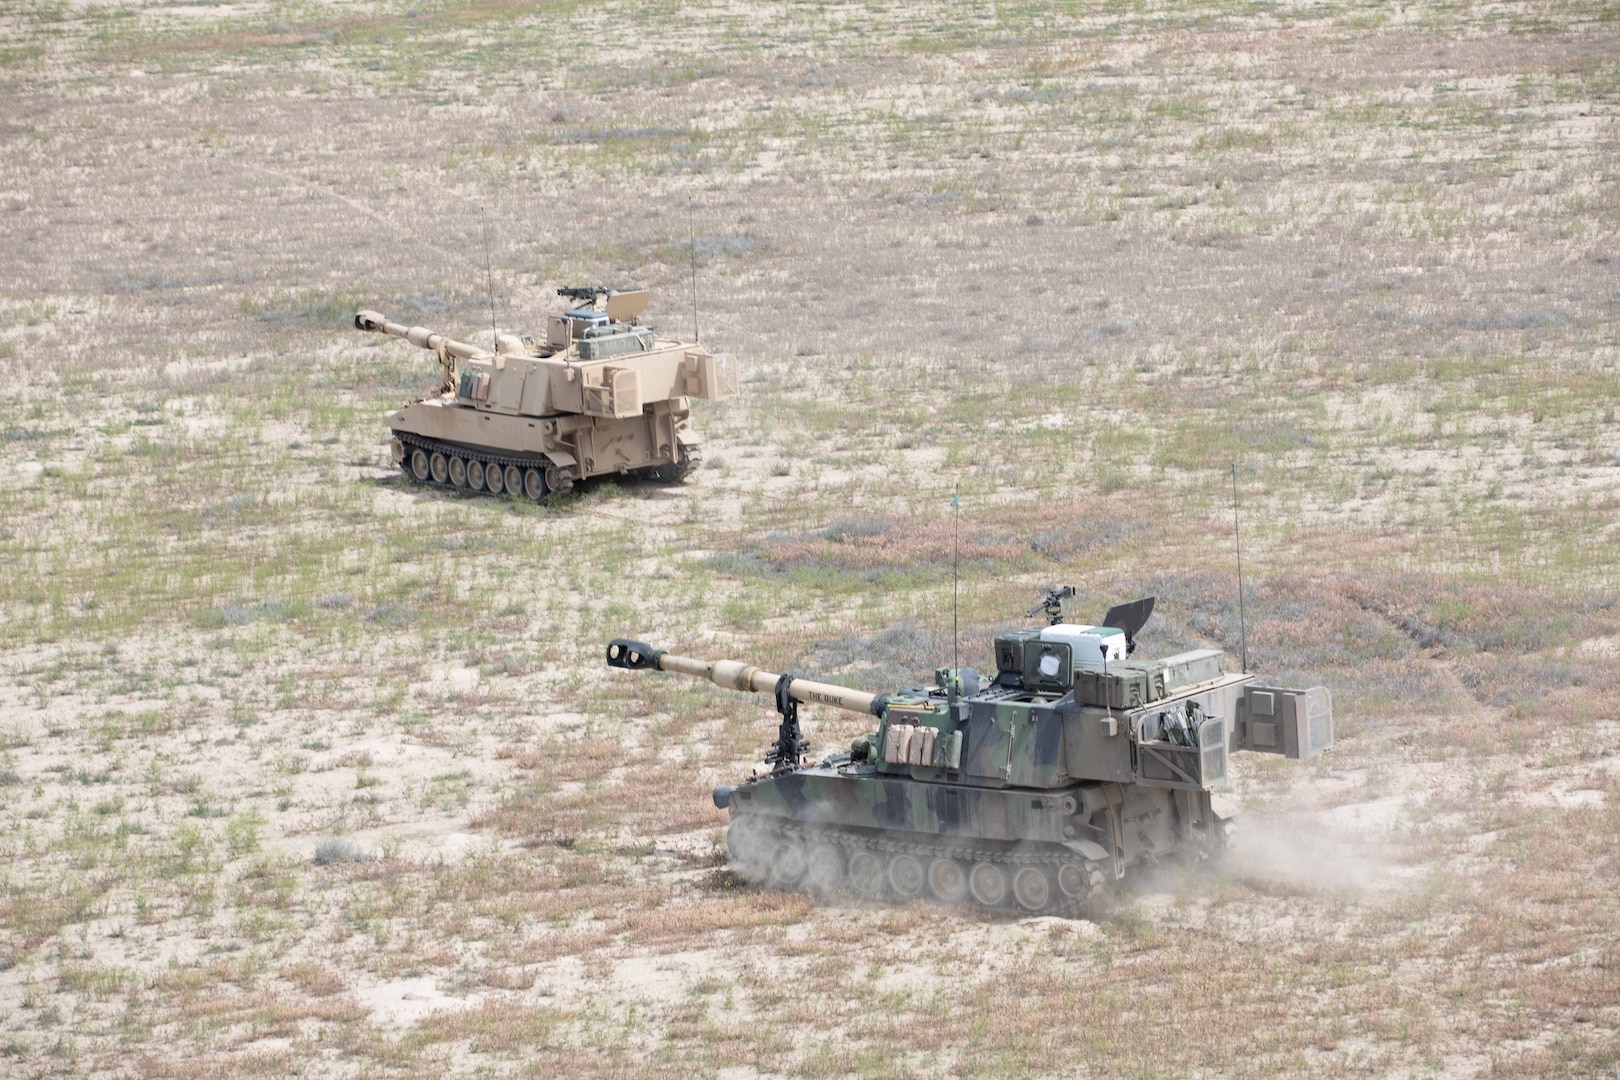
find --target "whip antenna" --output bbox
[952,484,960,671]
[481,208,497,347]
[1232,462,1248,674]
[688,198,700,345]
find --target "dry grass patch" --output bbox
[411,998,567,1054]
[613,891,814,944]
[0,0,1617,1075]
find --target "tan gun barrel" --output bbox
[605,639,883,717]
[354,309,490,360]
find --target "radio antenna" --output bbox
[1231,463,1248,674]
[481,207,498,347]
[951,483,960,671]
[688,198,700,344]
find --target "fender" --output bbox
[1062,838,1110,862]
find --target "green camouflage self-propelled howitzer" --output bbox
[606,590,1332,915]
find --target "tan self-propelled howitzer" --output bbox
[607,591,1333,915]
[355,287,738,498]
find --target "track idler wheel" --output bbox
[545,464,574,497]
[650,444,702,483]
[1011,866,1055,913]
[677,443,703,479]
[1056,860,1107,903]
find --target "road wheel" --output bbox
[523,468,545,500]
[503,465,522,495]
[804,843,844,894]
[887,853,924,898]
[847,850,885,898]
[429,452,448,484]
[545,464,574,496]
[927,857,967,904]
[410,449,430,481]
[968,862,1007,907]
[768,840,807,888]
[467,460,485,491]
[448,457,467,487]
[1012,866,1054,913]
[485,462,504,495]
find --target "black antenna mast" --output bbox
[481,208,498,347]
[1231,462,1248,674]
[688,198,700,345]
[952,483,960,671]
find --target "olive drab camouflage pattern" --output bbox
[354,286,738,498]
[605,588,1332,915]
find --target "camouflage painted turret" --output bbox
[606,591,1332,914]
[354,286,738,498]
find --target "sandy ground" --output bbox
[0,1,1617,1076]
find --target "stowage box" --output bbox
[1236,685,1334,760]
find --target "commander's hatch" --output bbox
[604,288,649,325]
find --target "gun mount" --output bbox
[606,593,1332,915]
[1026,585,1076,626]
[352,287,738,498]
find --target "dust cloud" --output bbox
[1224,816,1404,896]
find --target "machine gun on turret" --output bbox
[1026,585,1077,625]
[555,285,649,323]
[1022,588,1154,657]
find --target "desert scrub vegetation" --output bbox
[0,0,1616,1076]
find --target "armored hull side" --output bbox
[388,395,700,497]
[722,765,1218,914]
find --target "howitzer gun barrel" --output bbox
[354,309,491,360]
[605,639,885,717]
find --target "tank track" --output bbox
[638,443,703,484]
[728,816,1108,918]
[396,432,574,498]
